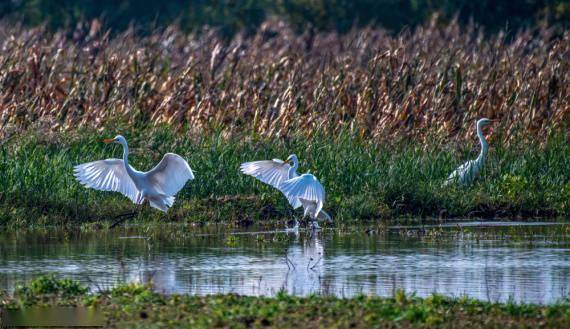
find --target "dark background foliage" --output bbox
[0,0,568,35]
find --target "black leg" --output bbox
[110,202,142,229]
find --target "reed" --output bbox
[0,19,567,144]
[0,20,568,226]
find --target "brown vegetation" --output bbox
[0,19,568,143]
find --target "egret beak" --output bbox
[101,138,115,144]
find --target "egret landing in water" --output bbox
[445,118,493,186]
[240,154,332,230]
[74,135,194,225]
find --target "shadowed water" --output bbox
[0,222,569,304]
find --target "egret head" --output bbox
[477,118,492,127]
[476,118,495,139]
[286,154,298,167]
[102,135,127,145]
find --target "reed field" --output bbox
[0,19,568,226]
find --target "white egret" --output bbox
[445,118,493,186]
[74,135,194,213]
[280,173,331,229]
[240,154,301,208]
[240,154,331,229]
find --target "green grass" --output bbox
[0,127,568,227]
[2,276,569,328]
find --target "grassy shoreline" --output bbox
[2,276,569,328]
[0,21,568,228]
[0,128,568,227]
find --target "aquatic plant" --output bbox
[9,275,88,307]
[2,276,569,328]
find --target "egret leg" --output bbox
[308,219,320,238]
[110,213,135,229]
[286,218,300,233]
[285,206,300,230]
[287,207,295,224]
[110,202,144,229]
[311,220,321,230]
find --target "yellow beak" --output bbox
[101,138,115,144]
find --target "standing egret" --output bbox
[74,135,194,214]
[240,154,331,229]
[445,118,493,186]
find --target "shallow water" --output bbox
[1,222,569,304]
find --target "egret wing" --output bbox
[240,159,291,189]
[279,174,325,215]
[74,159,142,204]
[446,160,475,185]
[283,191,302,209]
[240,159,301,208]
[146,153,194,196]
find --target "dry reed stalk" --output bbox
[0,19,567,144]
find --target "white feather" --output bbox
[445,160,481,186]
[444,118,492,187]
[279,174,326,219]
[74,159,142,204]
[74,136,194,213]
[240,159,301,208]
[146,153,194,196]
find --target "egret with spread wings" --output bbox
[74,135,194,213]
[240,154,331,229]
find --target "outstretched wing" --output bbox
[240,159,301,208]
[146,153,195,196]
[279,174,325,215]
[74,159,142,204]
[240,159,292,189]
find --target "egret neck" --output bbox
[475,120,489,166]
[118,138,135,178]
[288,156,299,179]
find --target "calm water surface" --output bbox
[1,222,569,304]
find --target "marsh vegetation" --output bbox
[2,275,569,328]
[0,18,567,226]
[0,3,568,328]
[0,128,567,226]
